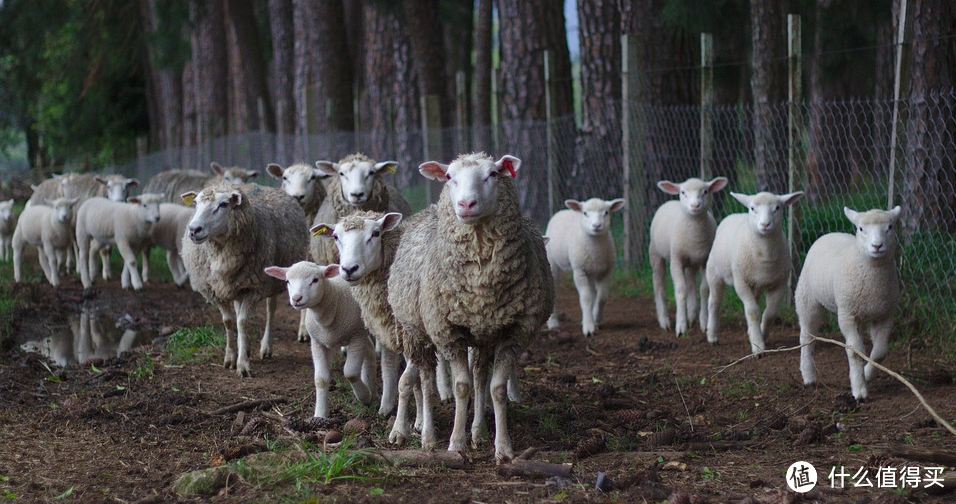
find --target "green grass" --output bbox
[165,326,224,365]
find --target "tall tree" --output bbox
[291,0,317,160]
[225,0,274,134]
[138,0,186,155]
[902,0,956,232]
[498,0,573,223]
[268,0,294,159]
[471,0,494,151]
[442,0,474,147]
[315,0,355,136]
[749,0,787,193]
[403,0,451,130]
[190,0,229,142]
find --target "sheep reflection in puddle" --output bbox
[19,310,154,367]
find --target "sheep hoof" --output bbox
[259,348,272,360]
[708,340,719,347]
[388,430,407,446]
[297,334,309,343]
[495,450,514,465]
[236,365,252,378]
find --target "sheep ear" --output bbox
[312,168,332,180]
[31,184,39,191]
[127,196,141,204]
[66,197,79,206]
[266,164,284,179]
[181,191,197,207]
[311,223,334,238]
[843,207,860,225]
[607,198,626,212]
[379,212,403,232]
[542,236,550,247]
[564,199,583,212]
[263,266,287,280]
[94,176,108,185]
[315,161,338,176]
[495,155,521,178]
[244,170,259,179]
[779,191,804,207]
[730,192,751,207]
[127,178,140,188]
[419,161,449,181]
[211,162,224,175]
[374,161,399,175]
[707,177,729,193]
[324,264,340,278]
[229,192,243,206]
[657,181,680,195]
[888,205,902,223]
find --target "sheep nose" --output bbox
[189,225,203,237]
[873,243,884,251]
[689,203,700,211]
[342,265,359,277]
[292,294,303,304]
[458,200,477,210]
[350,192,365,200]
[294,195,305,203]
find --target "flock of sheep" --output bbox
[1,154,903,462]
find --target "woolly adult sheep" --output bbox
[648,177,728,335]
[143,163,258,203]
[12,197,79,286]
[180,182,307,377]
[389,152,554,463]
[265,261,377,418]
[0,199,14,261]
[312,212,421,429]
[545,197,625,337]
[705,191,804,354]
[75,194,164,291]
[310,153,413,267]
[797,206,902,400]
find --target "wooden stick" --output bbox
[515,446,540,461]
[376,450,469,470]
[209,398,288,416]
[886,445,956,466]
[711,342,811,378]
[497,460,573,479]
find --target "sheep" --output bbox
[797,206,902,400]
[75,194,164,291]
[388,152,554,463]
[705,191,804,354]
[264,261,377,418]
[12,197,79,286]
[310,153,413,268]
[648,177,729,335]
[0,199,14,261]
[26,177,66,207]
[211,161,259,185]
[93,175,140,202]
[141,203,195,287]
[544,197,626,336]
[180,182,307,377]
[311,211,418,425]
[142,163,258,203]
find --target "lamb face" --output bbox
[657,177,727,217]
[52,197,78,224]
[269,163,326,207]
[128,195,162,225]
[313,212,402,283]
[731,191,804,236]
[846,207,901,259]
[265,261,340,310]
[419,153,520,224]
[566,198,625,237]
[184,189,240,244]
[96,176,139,202]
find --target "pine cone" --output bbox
[240,415,266,436]
[343,417,370,435]
[574,435,607,459]
[613,409,645,427]
[645,428,677,448]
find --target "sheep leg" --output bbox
[705,272,725,344]
[12,235,22,282]
[470,347,494,447]
[698,266,710,331]
[297,311,309,342]
[593,274,610,328]
[42,245,60,287]
[219,303,238,370]
[418,360,438,450]
[311,340,331,418]
[838,311,867,400]
[98,242,112,281]
[546,264,561,330]
[360,336,378,402]
[259,295,277,359]
[377,348,401,416]
[865,317,894,382]
[797,298,823,386]
[115,241,143,291]
[389,363,418,445]
[121,259,131,289]
[140,246,150,284]
[670,259,689,336]
[234,299,254,377]
[34,244,53,285]
[447,344,473,453]
[77,234,94,289]
[436,355,453,401]
[734,279,764,355]
[650,253,671,330]
[343,336,373,407]
[572,268,596,336]
[491,346,519,464]
[760,285,786,340]
[413,366,424,431]
[507,364,522,403]
[166,250,186,287]
[87,241,102,284]
[683,266,699,329]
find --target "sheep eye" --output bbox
[332,234,339,241]
[311,278,319,285]
[488,171,499,178]
[888,224,893,231]
[366,173,373,178]
[371,230,380,238]
[282,176,288,181]
[339,172,344,177]
[217,201,228,209]
[858,226,863,232]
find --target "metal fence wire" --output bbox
[6,88,952,342]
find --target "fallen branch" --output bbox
[209,398,288,416]
[711,342,811,378]
[886,445,956,466]
[682,441,755,453]
[497,460,573,480]
[376,450,469,470]
[515,446,540,461]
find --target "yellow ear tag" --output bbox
[182,194,196,207]
[311,225,330,237]
[385,164,397,174]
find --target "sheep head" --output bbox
[657,177,728,217]
[268,163,327,207]
[565,198,625,237]
[731,191,804,236]
[311,212,402,283]
[182,188,242,244]
[264,261,340,310]
[316,154,397,207]
[844,206,902,259]
[419,152,521,224]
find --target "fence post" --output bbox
[136,136,147,181]
[700,33,714,180]
[887,0,912,210]
[543,50,558,218]
[456,70,467,153]
[421,94,443,204]
[325,98,333,158]
[787,14,803,289]
[492,66,503,155]
[353,82,362,158]
[621,34,644,267]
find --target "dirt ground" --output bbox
[1,271,955,504]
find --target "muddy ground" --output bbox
[1,270,955,504]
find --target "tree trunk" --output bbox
[498,0,573,224]
[190,0,229,141]
[402,0,450,131]
[139,0,184,157]
[749,0,787,193]
[292,0,317,160]
[442,0,473,150]
[902,0,956,233]
[575,0,621,199]
[268,0,294,160]
[472,0,493,151]
[226,0,273,134]
[315,0,355,139]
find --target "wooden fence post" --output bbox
[887,0,912,210]
[787,14,803,289]
[492,66,503,156]
[700,33,714,180]
[621,34,645,267]
[421,94,443,204]
[456,70,467,153]
[544,50,558,218]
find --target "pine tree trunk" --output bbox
[403,0,451,131]
[225,0,273,134]
[315,0,355,138]
[471,0,493,151]
[749,0,787,193]
[190,0,229,141]
[268,0,294,160]
[442,0,473,150]
[292,0,317,160]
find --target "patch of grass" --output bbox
[700,466,720,480]
[130,352,155,380]
[720,379,756,398]
[165,326,224,364]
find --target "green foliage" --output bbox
[165,326,224,365]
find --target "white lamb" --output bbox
[705,191,804,354]
[12,197,79,286]
[265,261,377,418]
[0,199,14,261]
[142,203,194,287]
[648,177,729,335]
[180,182,307,377]
[75,194,164,291]
[545,197,625,336]
[797,206,902,400]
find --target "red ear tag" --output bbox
[504,160,516,178]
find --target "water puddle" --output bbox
[18,310,157,367]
